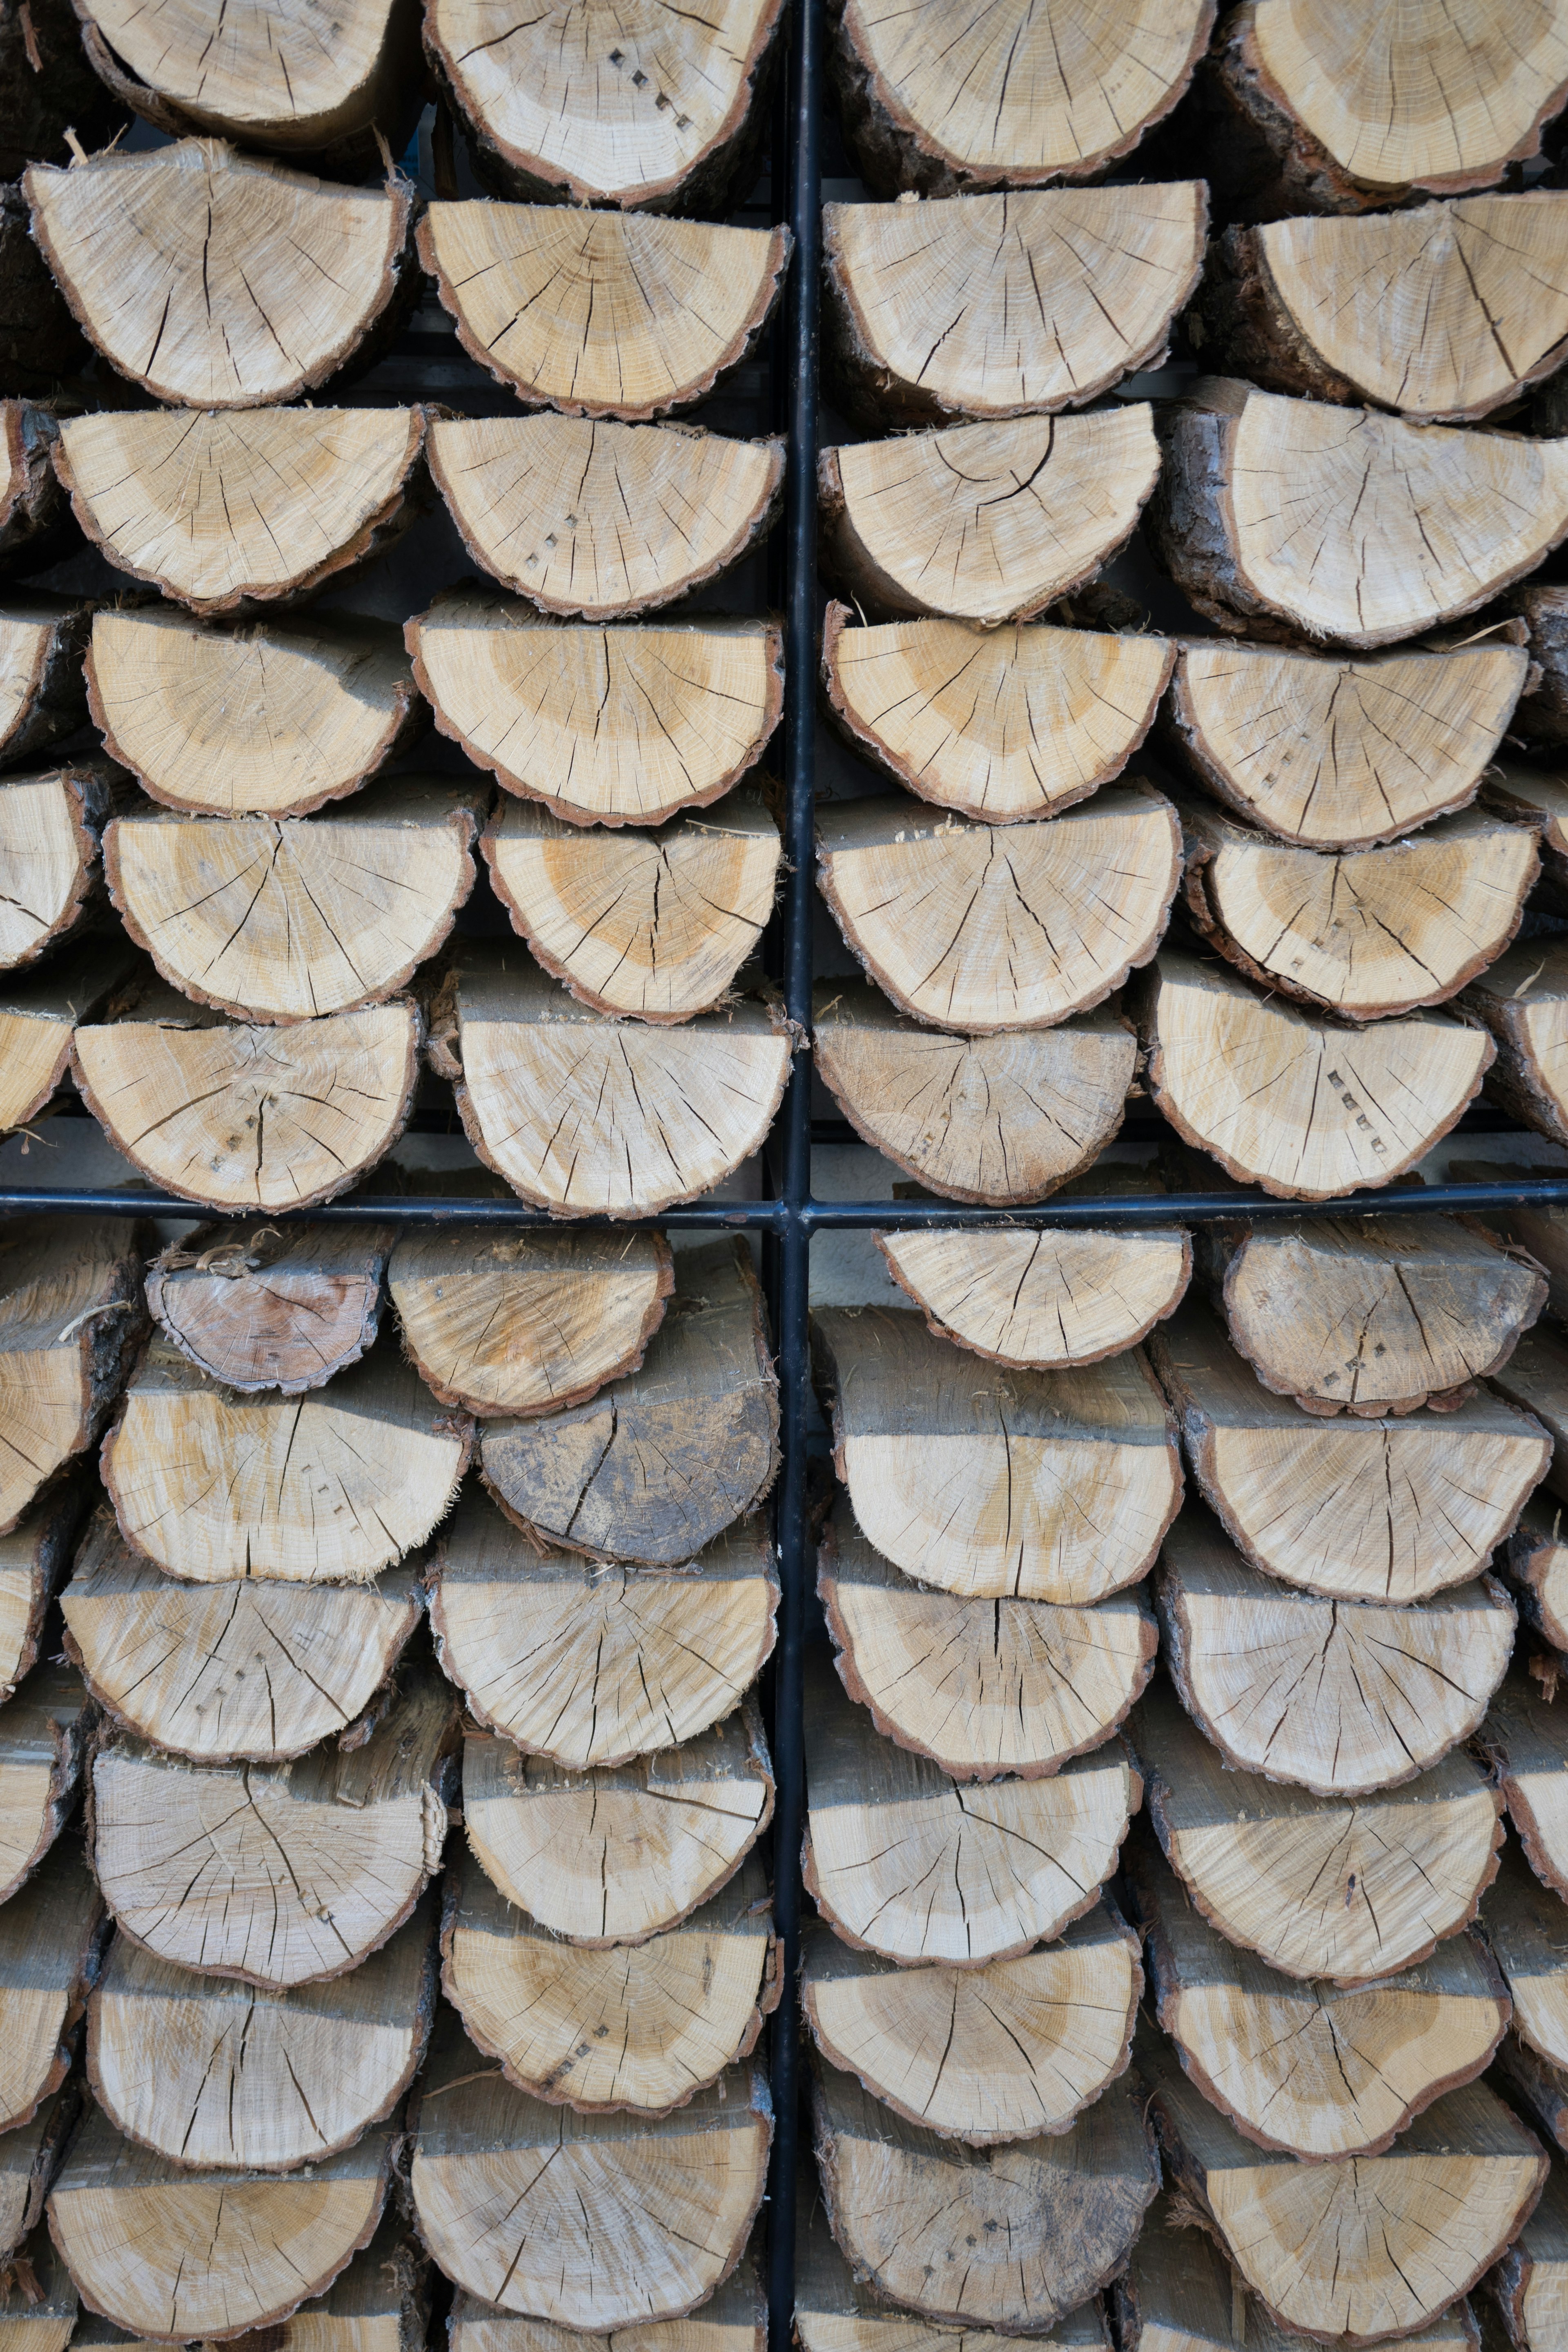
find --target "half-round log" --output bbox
[797,2193,1107,2352]
[0,599,88,770]
[0,2087,75,2270]
[0,1842,102,2139]
[1486,759,1568,880]
[0,760,120,973]
[0,1664,91,1906]
[1474,1671,1568,1904]
[0,926,106,1125]
[0,407,64,568]
[1485,1319,1568,1523]
[452,2258,763,2352]
[428,417,782,621]
[1503,1494,1568,1657]
[1464,942,1568,1148]
[0,1488,81,1704]
[1481,1842,1568,2086]
[0,1214,146,1539]
[1491,2163,1568,2352]
[145,1219,392,1394]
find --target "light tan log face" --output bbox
[824,185,1205,424]
[462,1703,773,1947]
[0,597,88,770]
[145,1219,392,1395]
[1169,639,1528,850]
[1483,1842,1568,2080]
[819,1495,1155,1779]
[0,1662,91,1910]
[0,1489,81,1704]
[821,408,1160,626]
[421,205,788,418]
[802,1652,1136,1966]
[0,1214,146,1539]
[452,2257,764,2352]
[814,1306,1182,1604]
[879,1212,1191,1370]
[0,1842,101,2139]
[1502,1493,1568,1656]
[53,408,426,614]
[801,1906,1140,2144]
[1490,1324,1568,1513]
[1475,1671,1568,1904]
[47,2107,397,2342]
[1131,1682,1503,1984]
[822,605,1172,823]
[1492,2158,1568,2352]
[798,2194,1110,2352]
[0,936,154,1134]
[442,1848,777,2115]
[1464,940,1568,1147]
[0,407,63,563]
[428,418,783,619]
[0,2088,75,2268]
[0,761,117,971]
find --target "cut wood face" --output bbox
[1504,1494,1568,1655]
[813,2052,1158,2332]
[1129,1841,1509,2162]
[1131,1682,1504,1984]
[813,980,1137,1205]
[411,2021,771,2328]
[73,991,421,1213]
[1476,1672,1568,1904]
[801,1904,1140,2145]
[53,407,427,614]
[89,1675,457,1988]
[87,1899,436,2171]
[1216,1212,1547,1417]
[1148,1301,1552,1601]
[437,952,791,1217]
[1141,950,1493,1198]
[420,205,789,418]
[145,1218,392,1394]
[0,597,88,769]
[1448,1161,1568,1333]
[430,1486,776,1768]
[797,2192,1109,2352]
[817,783,1180,1032]
[442,1846,777,2115]
[878,1211,1192,1372]
[831,0,1214,192]
[1506,590,1568,751]
[802,1651,1136,1966]
[86,608,423,818]
[1482,1841,1568,2080]
[821,407,1160,626]
[462,1702,773,1946]
[1179,802,1538,1022]
[427,418,783,619]
[818,1494,1156,1779]
[24,141,410,407]
[105,777,483,1025]
[0,1841,102,2139]
[61,1507,421,1760]
[824,185,1205,425]
[1464,940,1568,1149]
[409,588,782,828]
[452,2256,764,2352]
[388,1225,673,1419]
[0,760,118,973]
[822,605,1173,824]
[1488,757,1568,866]
[1168,640,1529,851]
[478,1238,776,1566]
[0,1488,81,1704]
[1158,1510,1516,1796]
[0,2088,76,2269]
[1498,2028,1568,2158]
[47,2107,396,2343]
[1492,2162,1568,2352]
[0,1214,147,1540]
[1490,1325,1568,1510]
[813,1306,1183,1604]
[483,788,780,1023]
[0,1662,90,1907]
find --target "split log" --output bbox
[1490,2158,1568,2352]
[432,951,791,1217]
[483,788,780,1023]
[824,183,1205,426]
[821,603,1172,824]
[87,607,423,818]
[0,601,88,770]
[813,1305,1181,1602]
[1209,1212,1548,1418]
[388,1225,672,1420]
[0,1488,81,1702]
[0,1215,145,1539]
[100,1333,470,1586]
[0,2088,75,2266]
[427,417,782,621]
[461,1702,772,1946]
[411,2018,770,2328]
[24,142,411,408]
[86,1896,436,2170]
[1142,2028,1545,2351]
[812,2050,1157,2332]
[1138,950,1493,1199]
[47,2108,397,2342]
[1496,2034,1568,2157]
[0,409,64,569]
[145,1219,392,1394]
[1504,1498,1568,1668]
[817,1493,1156,1779]
[53,407,427,615]
[89,1673,457,1988]
[452,2257,762,2352]
[255,2218,428,2352]
[812,979,1137,1205]
[441,1846,777,2116]
[829,0,1213,196]
[1178,802,1538,1022]
[1463,944,1568,1147]
[1156,1508,1515,1795]
[1475,1671,1568,1903]
[796,2194,1108,2352]
[0,2227,75,2352]
[1490,1328,1568,1513]
[0,1664,91,1906]
[820,407,1159,627]
[0,760,125,972]
[72,985,421,1214]
[61,1508,420,1761]
[430,1486,775,1767]
[1443,1164,1568,1340]
[800,1903,1140,2145]
[816,782,1179,1031]
[1167,638,1529,851]
[408,587,781,828]
[477,1238,775,1565]
[1129,1840,1509,2162]
[420,205,788,419]
[1485,764,1568,886]
[1482,1843,1568,2093]
[1503,591,1568,751]
[1130,1681,1504,1984]
[104,777,483,1024]
[1152,380,1568,650]
[0,1842,102,2138]
[1147,1301,1552,1601]
[802,1650,1136,1966]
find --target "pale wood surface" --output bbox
[1474,1670,1568,1904]
[0,596,87,770]
[0,760,121,972]
[145,1219,392,1394]
[1464,942,1568,1147]
[1491,2153,1568,2352]
[0,1841,101,2140]
[0,1487,81,1704]
[1489,1325,1568,1507]
[797,2191,1108,2352]
[0,1664,91,1907]
[0,933,146,1134]
[0,2087,76,2266]
[452,2254,762,2352]
[1482,1841,1568,2085]
[0,1215,145,1539]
